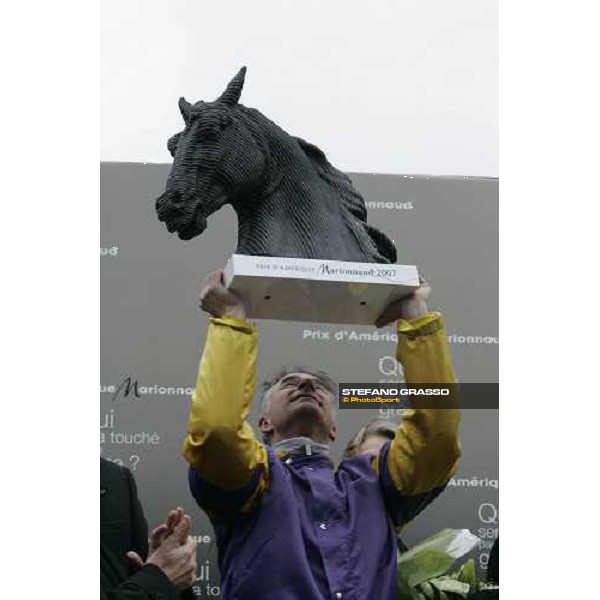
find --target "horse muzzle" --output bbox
[156,185,226,241]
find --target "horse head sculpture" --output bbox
[156,67,397,264]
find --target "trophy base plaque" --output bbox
[223,254,419,325]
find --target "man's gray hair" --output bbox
[343,418,398,459]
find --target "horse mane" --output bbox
[294,136,397,263]
[293,136,367,222]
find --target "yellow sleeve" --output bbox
[384,312,461,496]
[182,314,269,492]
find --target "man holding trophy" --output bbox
[157,68,462,599]
[181,271,460,600]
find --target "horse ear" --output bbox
[179,97,192,123]
[217,67,246,106]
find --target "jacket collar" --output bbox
[272,436,330,459]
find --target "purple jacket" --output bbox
[183,314,461,600]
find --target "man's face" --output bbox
[259,372,337,444]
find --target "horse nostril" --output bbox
[165,189,184,205]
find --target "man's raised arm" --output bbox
[374,279,461,526]
[182,271,269,518]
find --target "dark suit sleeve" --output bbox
[101,564,182,600]
[125,468,150,561]
[124,469,195,600]
[101,460,193,600]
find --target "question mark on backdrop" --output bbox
[478,502,498,524]
[130,455,140,471]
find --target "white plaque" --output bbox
[223,254,419,324]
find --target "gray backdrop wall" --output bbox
[101,163,498,596]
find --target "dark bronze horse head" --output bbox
[156,67,397,264]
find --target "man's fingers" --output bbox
[171,514,192,544]
[375,275,432,327]
[200,271,226,311]
[165,507,183,530]
[167,508,183,529]
[162,508,185,543]
[414,276,432,299]
[203,270,224,291]
[126,551,145,569]
[164,510,177,529]
[149,505,184,549]
[149,524,169,550]
[375,299,404,328]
